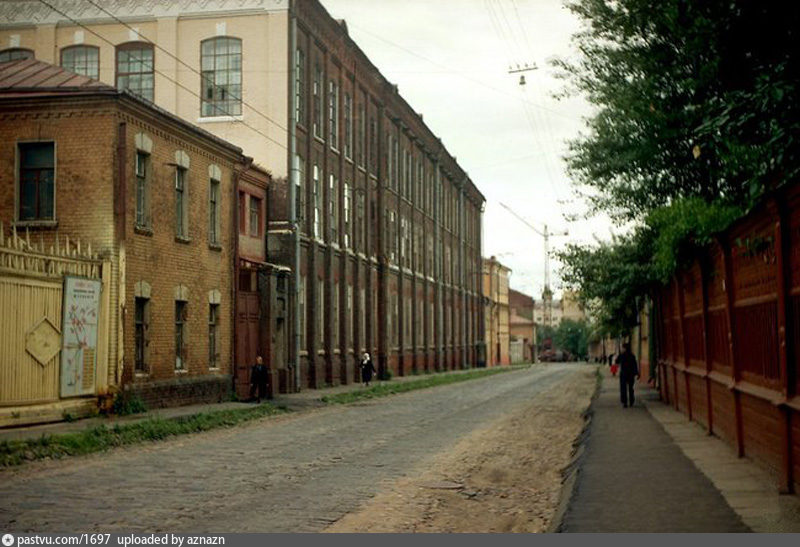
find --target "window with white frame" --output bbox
[313,164,322,238]
[329,80,338,149]
[208,165,221,245]
[116,42,154,102]
[313,63,323,139]
[61,45,99,79]
[200,37,242,117]
[344,182,352,248]
[318,278,325,346]
[295,48,305,126]
[329,174,338,244]
[344,92,353,159]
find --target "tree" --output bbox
[554,319,591,359]
[554,1,800,334]
[557,1,800,222]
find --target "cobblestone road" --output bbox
[0,364,576,533]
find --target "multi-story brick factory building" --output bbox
[0,0,486,394]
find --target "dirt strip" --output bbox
[326,365,598,533]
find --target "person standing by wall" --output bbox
[250,355,268,403]
[360,352,376,387]
[616,343,639,408]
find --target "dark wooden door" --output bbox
[236,292,260,399]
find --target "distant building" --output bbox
[509,288,535,363]
[534,289,585,328]
[483,256,510,367]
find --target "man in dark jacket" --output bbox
[616,343,639,408]
[250,355,268,403]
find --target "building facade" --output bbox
[0,0,486,392]
[0,59,250,415]
[483,256,510,367]
[509,288,535,363]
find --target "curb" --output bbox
[546,366,602,533]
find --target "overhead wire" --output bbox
[36,0,288,151]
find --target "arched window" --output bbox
[200,37,242,117]
[116,42,154,102]
[0,48,34,63]
[61,45,99,79]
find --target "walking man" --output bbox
[616,343,639,408]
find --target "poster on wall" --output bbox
[60,276,102,398]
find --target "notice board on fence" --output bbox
[60,276,102,398]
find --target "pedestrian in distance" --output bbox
[608,353,618,376]
[360,352,376,387]
[249,355,268,403]
[616,343,639,408]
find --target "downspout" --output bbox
[115,121,127,387]
[289,1,301,391]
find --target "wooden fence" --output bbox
[0,222,106,408]
[655,183,800,494]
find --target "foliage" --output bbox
[553,319,591,359]
[111,392,148,416]
[320,367,517,405]
[556,1,800,221]
[536,325,556,349]
[1,404,286,467]
[553,1,800,334]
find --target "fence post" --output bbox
[721,236,745,457]
[677,274,693,421]
[769,197,794,494]
[700,256,714,435]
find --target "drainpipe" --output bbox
[289,1,301,391]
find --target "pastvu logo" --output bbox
[2,533,14,546]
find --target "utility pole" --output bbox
[499,202,568,329]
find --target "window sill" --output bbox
[208,242,222,251]
[175,368,188,374]
[197,115,243,123]
[175,235,192,245]
[134,225,153,237]
[313,135,326,145]
[13,219,57,229]
[134,371,150,379]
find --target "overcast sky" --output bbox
[323,0,612,299]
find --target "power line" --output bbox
[82,0,289,136]
[35,0,288,151]
[347,21,578,122]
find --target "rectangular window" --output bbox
[359,287,366,349]
[332,283,340,351]
[135,297,148,372]
[116,44,154,102]
[135,151,149,227]
[313,63,323,139]
[296,154,306,232]
[329,80,339,149]
[175,168,187,238]
[357,102,365,166]
[209,178,220,244]
[295,48,305,126]
[318,278,325,346]
[200,37,242,117]
[405,298,411,343]
[249,196,261,236]
[356,191,365,252]
[329,174,338,243]
[238,191,247,234]
[313,165,322,238]
[347,285,353,346]
[344,183,352,248]
[175,300,187,371]
[18,142,55,222]
[369,115,377,174]
[62,45,99,80]
[392,294,399,347]
[344,92,353,159]
[208,304,219,368]
[299,275,306,349]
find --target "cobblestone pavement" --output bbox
[0,364,577,533]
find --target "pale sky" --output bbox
[323,0,612,299]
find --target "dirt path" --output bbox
[326,365,598,533]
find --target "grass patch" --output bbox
[0,403,286,467]
[321,366,517,405]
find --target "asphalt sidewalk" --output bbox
[0,366,517,444]
[559,371,800,532]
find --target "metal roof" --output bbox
[0,58,112,92]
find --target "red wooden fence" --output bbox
[655,183,800,495]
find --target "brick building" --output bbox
[0,0,486,391]
[0,58,256,407]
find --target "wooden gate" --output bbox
[0,223,105,408]
[235,291,260,399]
